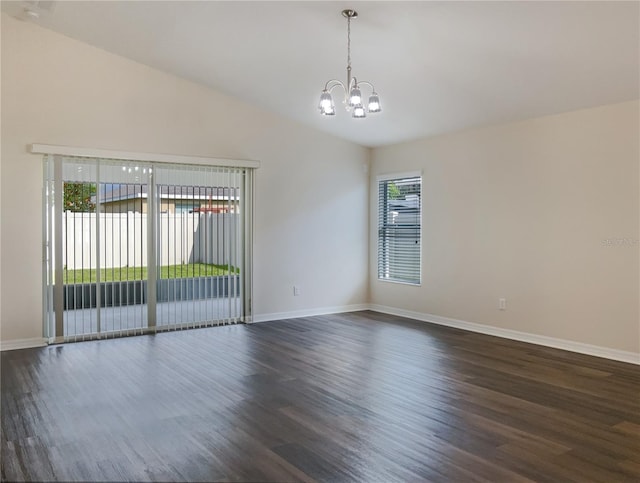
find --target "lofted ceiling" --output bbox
[2,1,639,147]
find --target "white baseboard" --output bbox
[0,337,48,351]
[369,304,640,365]
[2,306,637,365]
[252,304,369,324]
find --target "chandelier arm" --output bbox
[356,80,376,92]
[324,79,347,93]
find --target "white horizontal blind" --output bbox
[377,175,422,284]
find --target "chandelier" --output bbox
[318,9,381,118]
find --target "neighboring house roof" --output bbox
[96,185,238,204]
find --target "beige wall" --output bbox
[0,14,369,342]
[2,13,637,357]
[371,101,639,354]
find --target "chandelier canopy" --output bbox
[318,9,381,118]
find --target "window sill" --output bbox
[377,278,421,287]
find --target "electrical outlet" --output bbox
[293,286,301,296]
[499,298,506,310]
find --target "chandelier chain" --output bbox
[347,15,351,71]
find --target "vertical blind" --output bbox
[43,155,254,343]
[377,174,422,285]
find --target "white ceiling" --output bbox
[3,1,639,147]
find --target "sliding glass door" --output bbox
[43,155,253,342]
[153,164,245,330]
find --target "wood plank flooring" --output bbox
[2,311,639,482]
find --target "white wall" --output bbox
[0,14,369,342]
[371,101,639,354]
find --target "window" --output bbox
[174,201,196,214]
[377,173,422,284]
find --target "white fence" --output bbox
[63,212,239,269]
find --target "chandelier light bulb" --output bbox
[348,87,362,107]
[352,104,366,118]
[368,93,381,113]
[318,90,335,116]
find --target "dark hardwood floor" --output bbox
[1,311,639,482]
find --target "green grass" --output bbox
[63,263,239,284]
